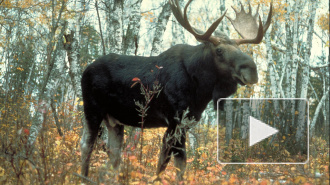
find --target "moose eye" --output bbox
[216,48,223,56]
[240,64,249,69]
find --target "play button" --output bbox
[217,98,308,164]
[249,116,278,147]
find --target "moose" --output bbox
[80,0,272,181]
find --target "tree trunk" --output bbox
[123,0,142,55]
[241,100,249,140]
[284,0,292,99]
[296,0,317,149]
[112,0,124,54]
[27,16,67,147]
[310,89,330,133]
[290,0,302,127]
[225,100,233,145]
[265,31,280,98]
[95,0,106,55]
[63,28,82,98]
[150,2,171,56]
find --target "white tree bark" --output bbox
[111,0,124,54]
[310,89,330,133]
[284,0,293,98]
[64,28,82,98]
[123,0,142,55]
[241,101,249,140]
[322,74,329,133]
[95,0,106,55]
[24,62,35,96]
[150,2,171,56]
[28,26,68,147]
[265,31,283,135]
[265,32,279,99]
[296,0,317,144]
[171,0,186,46]
[27,4,67,146]
[290,0,301,126]
[225,100,233,145]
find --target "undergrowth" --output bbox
[0,96,329,184]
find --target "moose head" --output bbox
[170,0,272,84]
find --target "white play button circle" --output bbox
[249,116,279,147]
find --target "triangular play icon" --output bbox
[249,116,279,147]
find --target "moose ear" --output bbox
[209,36,221,46]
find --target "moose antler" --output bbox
[169,0,227,45]
[227,2,273,45]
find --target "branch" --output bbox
[310,89,330,133]
[271,41,306,63]
[312,30,328,45]
[50,99,63,136]
[296,60,330,78]
[141,4,164,13]
[271,42,329,72]
[72,173,97,184]
[272,63,286,98]
[308,80,319,102]
[301,24,328,44]
[271,42,286,53]
[310,63,330,70]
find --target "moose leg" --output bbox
[81,121,100,176]
[104,115,124,169]
[156,128,174,176]
[156,125,187,181]
[173,130,187,181]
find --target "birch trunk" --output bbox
[284,0,292,98]
[63,28,82,98]
[95,0,106,55]
[296,0,317,147]
[24,62,35,96]
[240,101,249,140]
[123,0,142,55]
[150,2,171,56]
[321,65,329,137]
[264,8,279,99]
[310,89,330,133]
[283,0,293,135]
[290,0,301,127]
[225,100,233,145]
[112,0,124,54]
[237,99,242,131]
[27,5,67,147]
[171,15,185,46]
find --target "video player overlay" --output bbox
[217,98,308,164]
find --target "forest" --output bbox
[0,0,329,184]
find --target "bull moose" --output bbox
[80,0,272,181]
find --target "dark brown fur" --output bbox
[80,40,257,180]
